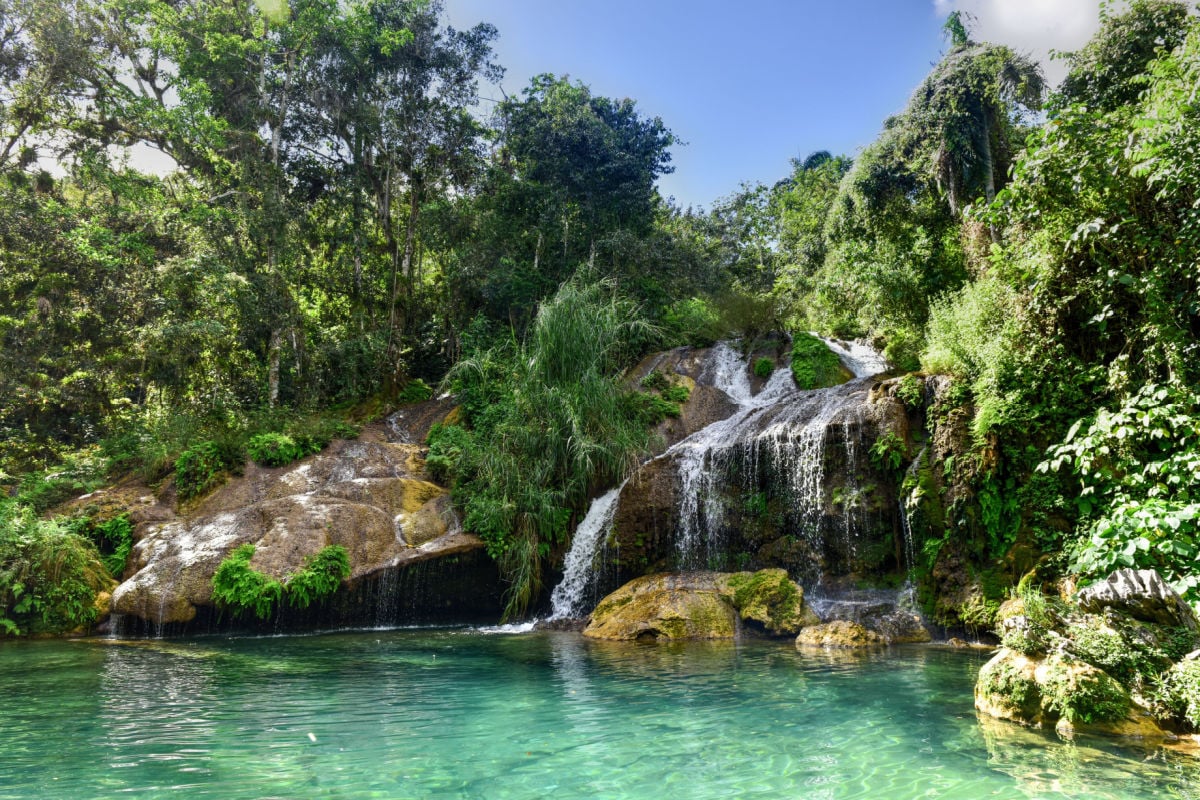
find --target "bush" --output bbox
[753,357,775,379]
[639,369,670,392]
[396,379,433,404]
[1041,656,1130,724]
[895,374,925,409]
[0,501,111,635]
[247,433,315,467]
[175,441,235,500]
[211,544,283,620]
[661,383,691,404]
[425,423,476,485]
[662,296,723,347]
[211,543,351,620]
[1157,660,1200,729]
[285,545,351,610]
[791,332,847,390]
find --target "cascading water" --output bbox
[548,488,622,619]
[546,337,893,620]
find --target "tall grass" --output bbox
[443,278,656,618]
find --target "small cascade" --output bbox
[899,445,928,582]
[547,336,896,620]
[548,488,622,619]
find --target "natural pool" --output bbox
[2,630,1198,799]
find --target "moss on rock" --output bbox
[795,620,887,648]
[721,568,819,636]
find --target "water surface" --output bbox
[1,631,1197,799]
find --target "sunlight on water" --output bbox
[1,634,1198,799]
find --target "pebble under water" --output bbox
[2,631,1199,799]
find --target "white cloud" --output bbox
[934,0,1105,84]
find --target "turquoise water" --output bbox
[2,631,1199,799]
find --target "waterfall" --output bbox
[549,488,622,619]
[546,336,891,620]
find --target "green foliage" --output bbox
[0,500,110,636]
[210,543,350,620]
[1068,619,1189,687]
[661,384,691,404]
[869,431,906,473]
[895,374,925,409]
[661,297,724,347]
[639,370,670,392]
[396,379,433,405]
[175,440,239,501]
[1156,660,1200,729]
[91,515,133,579]
[790,332,847,390]
[978,661,1039,710]
[285,546,351,610]
[246,433,318,468]
[1043,383,1200,601]
[752,358,775,379]
[444,278,654,618]
[425,423,475,485]
[1041,656,1130,724]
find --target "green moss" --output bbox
[752,357,775,379]
[1041,657,1130,724]
[724,569,806,635]
[1156,660,1200,729]
[790,332,851,390]
[1069,618,1194,688]
[639,369,670,392]
[978,660,1039,711]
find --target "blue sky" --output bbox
[444,0,1103,210]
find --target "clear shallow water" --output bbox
[2,632,1199,799]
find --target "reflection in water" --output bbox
[2,634,1199,799]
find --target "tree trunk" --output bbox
[268,328,282,408]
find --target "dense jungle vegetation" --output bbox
[1,0,1197,629]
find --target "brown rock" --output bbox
[584,573,739,641]
[795,620,887,648]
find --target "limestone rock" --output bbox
[584,573,739,641]
[795,620,886,648]
[1076,569,1198,632]
[721,568,819,636]
[111,411,491,627]
[975,647,1170,740]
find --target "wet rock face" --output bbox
[1077,569,1199,632]
[583,569,819,641]
[111,410,496,628]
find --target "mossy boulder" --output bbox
[795,620,887,648]
[584,573,740,641]
[722,568,819,636]
[583,569,818,641]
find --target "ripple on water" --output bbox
[1,634,1198,799]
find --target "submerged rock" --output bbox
[583,569,818,641]
[795,620,886,648]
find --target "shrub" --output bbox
[211,543,351,621]
[753,357,775,379]
[662,296,723,347]
[175,441,232,500]
[895,374,925,409]
[211,544,283,620]
[0,501,111,635]
[791,332,847,390]
[1156,660,1200,729]
[1041,656,1130,724]
[247,433,313,467]
[425,423,476,485]
[661,384,691,404]
[285,545,351,610]
[639,369,670,392]
[396,379,433,404]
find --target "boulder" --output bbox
[1076,569,1198,632]
[795,620,886,648]
[111,413,495,627]
[975,647,1171,740]
[583,569,819,641]
[584,573,740,641]
[722,568,819,636]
